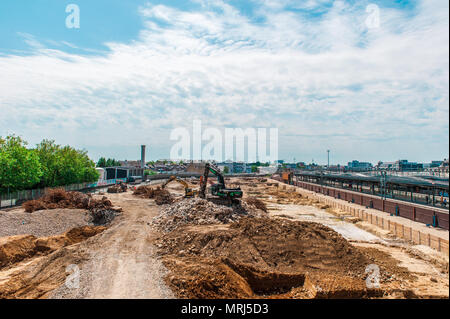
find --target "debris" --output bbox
[133,185,174,205]
[152,198,266,232]
[133,185,156,198]
[244,197,268,212]
[22,190,119,225]
[154,189,174,205]
[107,183,127,193]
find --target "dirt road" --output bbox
[51,193,174,299]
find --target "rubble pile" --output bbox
[132,185,173,205]
[152,198,266,232]
[244,197,267,212]
[22,189,121,225]
[107,183,127,193]
[133,185,156,197]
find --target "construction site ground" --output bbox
[0,178,448,299]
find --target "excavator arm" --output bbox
[199,163,242,200]
[162,176,196,197]
[162,176,177,189]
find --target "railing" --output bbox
[0,178,127,209]
[1,172,264,209]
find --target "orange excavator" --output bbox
[282,169,294,185]
[162,176,197,198]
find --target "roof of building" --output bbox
[297,171,449,190]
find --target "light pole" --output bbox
[327,150,330,171]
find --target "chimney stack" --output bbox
[141,145,146,168]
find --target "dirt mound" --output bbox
[22,190,120,226]
[0,226,106,270]
[22,189,111,213]
[0,235,36,268]
[154,189,174,205]
[133,186,174,205]
[107,183,127,193]
[152,198,266,232]
[156,218,390,298]
[158,218,369,275]
[133,185,156,197]
[244,197,267,212]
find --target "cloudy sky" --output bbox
[0,0,448,164]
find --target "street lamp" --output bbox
[327,150,330,171]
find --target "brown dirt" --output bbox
[0,226,106,270]
[156,218,391,298]
[0,192,174,300]
[22,189,113,213]
[22,189,120,226]
[0,226,106,300]
[244,197,268,212]
[107,183,127,193]
[133,185,173,205]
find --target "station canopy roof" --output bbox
[296,171,449,190]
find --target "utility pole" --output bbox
[327,150,330,171]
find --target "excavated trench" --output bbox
[155,216,417,299]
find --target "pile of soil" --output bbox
[157,218,418,298]
[244,197,267,212]
[107,183,127,193]
[23,189,112,213]
[133,186,174,205]
[152,198,266,232]
[22,189,121,225]
[133,185,156,197]
[157,218,385,298]
[0,226,106,270]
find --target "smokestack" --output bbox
[141,145,146,168]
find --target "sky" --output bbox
[0,0,448,164]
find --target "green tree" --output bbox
[36,140,99,187]
[251,165,258,173]
[223,166,229,174]
[0,135,42,192]
[96,157,120,168]
[97,157,106,168]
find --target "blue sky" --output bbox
[0,0,448,164]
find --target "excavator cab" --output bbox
[199,163,243,204]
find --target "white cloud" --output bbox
[0,0,448,162]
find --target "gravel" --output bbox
[0,208,91,238]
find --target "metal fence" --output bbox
[0,178,127,209]
[0,172,265,209]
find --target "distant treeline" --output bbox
[0,135,99,193]
[96,157,121,168]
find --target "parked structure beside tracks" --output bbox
[273,175,449,230]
